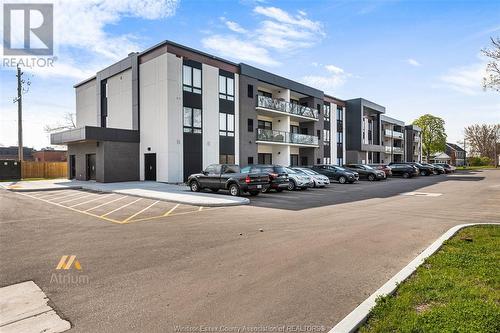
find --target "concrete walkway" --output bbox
[0,179,249,206]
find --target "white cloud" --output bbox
[301,64,350,94]
[201,35,279,66]
[220,17,248,34]
[439,63,486,95]
[407,58,421,67]
[202,6,324,67]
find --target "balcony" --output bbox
[256,128,319,146]
[384,129,404,139]
[414,136,420,142]
[256,95,318,121]
[385,146,404,154]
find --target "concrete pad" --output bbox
[0,281,70,332]
[1,179,248,206]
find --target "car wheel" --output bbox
[229,183,240,196]
[249,191,260,196]
[338,176,347,184]
[421,170,428,176]
[261,186,269,193]
[189,180,201,192]
[368,174,375,181]
[210,188,219,193]
[402,172,410,179]
[287,179,296,191]
[276,188,284,192]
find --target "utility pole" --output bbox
[13,65,30,162]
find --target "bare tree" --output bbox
[482,37,500,92]
[464,124,499,162]
[44,112,76,133]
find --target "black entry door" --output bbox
[69,155,76,179]
[144,153,156,181]
[86,154,96,180]
[183,133,203,182]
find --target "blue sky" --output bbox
[1,0,499,149]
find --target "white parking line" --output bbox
[85,196,127,212]
[41,191,85,202]
[101,198,142,217]
[70,193,115,208]
[122,200,159,223]
[57,193,96,204]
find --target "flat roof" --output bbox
[381,114,405,126]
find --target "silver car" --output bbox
[292,167,330,187]
[284,167,313,190]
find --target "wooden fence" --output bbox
[21,161,67,179]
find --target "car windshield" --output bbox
[285,167,296,174]
[363,165,374,170]
[274,166,287,174]
[334,166,347,171]
[300,169,318,175]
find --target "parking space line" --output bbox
[57,193,97,204]
[101,198,142,217]
[85,196,127,212]
[33,190,77,200]
[70,193,115,207]
[42,191,86,202]
[163,204,180,217]
[121,200,159,223]
[17,192,122,224]
[129,206,224,223]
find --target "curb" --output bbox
[329,222,500,333]
[4,186,83,192]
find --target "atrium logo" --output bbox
[3,3,53,56]
[56,255,82,270]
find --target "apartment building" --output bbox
[51,40,345,182]
[344,98,386,164]
[405,125,422,163]
[380,115,405,163]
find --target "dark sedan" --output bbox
[311,164,359,184]
[389,164,419,178]
[241,164,289,192]
[343,164,386,181]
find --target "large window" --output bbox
[324,129,331,142]
[183,65,201,94]
[258,153,272,164]
[323,104,331,121]
[219,113,235,137]
[219,154,235,164]
[337,132,343,143]
[183,107,202,133]
[336,107,343,121]
[323,157,331,164]
[337,158,343,166]
[258,120,272,130]
[219,75,234,101]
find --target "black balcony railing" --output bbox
[256,128,319,146]
[256,95,318,120]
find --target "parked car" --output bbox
[389,163,419,178]
[240,164,289,192]
[311,164,359,184]
[343,164,387,181]
[292,167,330,187]
[368,164,392,177]
[284,167,313,190]
[434,163,456,173]
[430,164,446,174]
[188,164,269,196]
[389,162,433,176]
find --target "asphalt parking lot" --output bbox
[18,189,221,224]
[1,170,498,332]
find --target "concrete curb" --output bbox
[329,222,500,333]
[3,186,83,192]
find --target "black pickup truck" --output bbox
[187,164,270,196]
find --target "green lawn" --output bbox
[458,166,498,170]
[359,225,500,333]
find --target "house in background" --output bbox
[446,143,466,166]
[429,152,451,164]
[33,148,68,162]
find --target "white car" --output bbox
[292,167,330,188]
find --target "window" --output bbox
[247,119,254,132]
[317,130,321,139]
[323,157,331,164]
[258,153,272,164]
[323,104,331,121]
[337,158,343,166]
[219,113,234,136]
[324,129,330,142]
[219,75,234,100]
[317,158,321,164]
[290,99,299,105]
[248,156,254,165]
[183,107,202,133]
[290,125,299,134]
[258,120,272,130]
[258,90,272,98]
[219,154,235,164]
[336,107,343,121]
[337,132,343,143]
[183,65,201,94]
[290,154,299,166]
[247,84,254,98]
[317,104,321,114]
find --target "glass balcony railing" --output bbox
[384,129,404,139]
[256,128,319,146]
[385,146,404,154]
[256,95,318,120]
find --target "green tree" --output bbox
[413,114,447,162]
